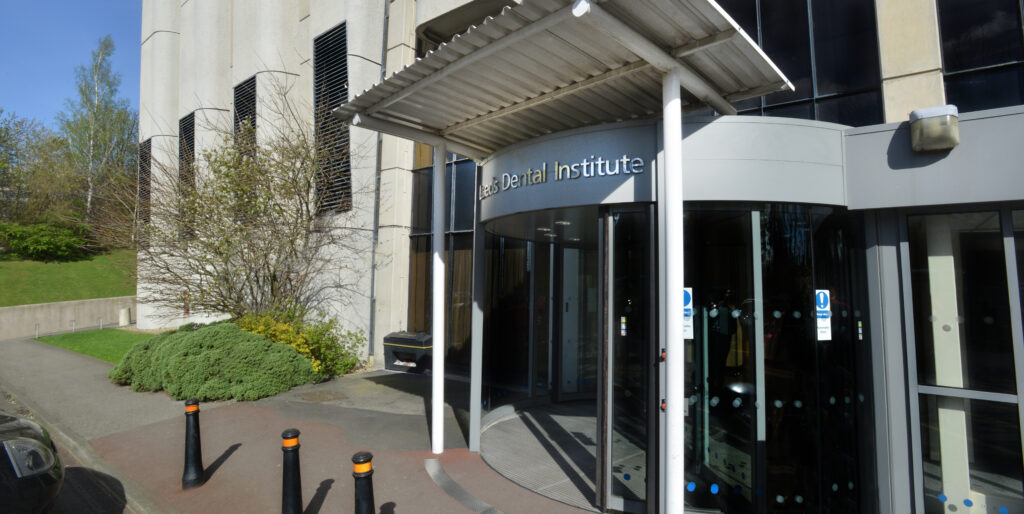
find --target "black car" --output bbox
[0,411,64,513]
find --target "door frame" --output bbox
[599,204,659,513]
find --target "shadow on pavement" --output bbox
[380,501,397,513]
[51,466,127,514]
[204,442,242,482]
[304,478,334,514]
[362,373,471,446]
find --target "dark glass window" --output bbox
[937,0,1024,72]
[452,160,476,231]
[816,90,884,127]
[407,155,477,374]
[919,396,1024,513]
[761,0,813,106]
[764,101,814,120]
[945,65,1024,113]
[937,0,1024,113]
[908,213,1017,394]
[408,235,433,333]
[724,0,883,126]
[410,167,432,235]
[717,0,757,37]
[314,23,351,214]
[811,0,881,95]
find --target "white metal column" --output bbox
[431,143,447,455]
[663,69,685,513]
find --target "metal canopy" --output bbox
[336,0,793,159]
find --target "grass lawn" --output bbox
[0,249,136,307]
[36,328,152,364]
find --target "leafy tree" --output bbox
[0,111,82,224]
[57,35,138,231]
[18,131,82,224]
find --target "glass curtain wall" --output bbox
[907,211,1024,513]
[711,0,882,126]
[936,0,1024,113]
[407,156,476,374]
[684,203,875,514]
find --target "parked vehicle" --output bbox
[0,410,64,513]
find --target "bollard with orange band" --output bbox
[182,399,205,489]
[281,428,302,514]
[352,451,375,514]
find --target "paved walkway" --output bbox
[0,336,586,513]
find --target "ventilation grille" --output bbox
[314,23,351,214]
[178,112,195,192]
[234,75,257,154]
[138,138,151,225]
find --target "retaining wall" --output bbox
[0,296,136,340]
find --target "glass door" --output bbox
[602,206,657,513]
[683,208,759,513]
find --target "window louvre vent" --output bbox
[138,138,151,246]
[138,138,151,233]
[234,75,257,153]
[178,112,195,192]
[314,23,351,214]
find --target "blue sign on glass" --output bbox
[815,289,832,341]
[816,291,829,310]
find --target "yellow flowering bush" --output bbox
[238,310,362,378]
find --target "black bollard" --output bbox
[352,451,375,514]
[281,428,302,514]
[182,399,205,489]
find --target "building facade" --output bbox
[139,1,1024,513]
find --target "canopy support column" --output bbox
[431,143,447,455]
[663,69,685,512]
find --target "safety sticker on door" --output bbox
[683,287,694,339]
[815,289,831,341]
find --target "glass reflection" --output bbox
[908,213,1016,394]
[610,210,651,501]
[1015,211,1024,322]
[920,395,1024,513]
[684,208,756,513]
[684,204,872,514]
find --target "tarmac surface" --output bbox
[0,336,587,513]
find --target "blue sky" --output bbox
[0,1,142,128]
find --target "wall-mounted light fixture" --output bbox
[909,105,959,152]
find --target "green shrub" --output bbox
[237,310,362,379]
[0,222,87,261]
[108,322,317,401]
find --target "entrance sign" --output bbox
[815,289,831,341]
[480,122,656,223]
[683,287,694,339]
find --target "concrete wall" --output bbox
[416,0,477,31]
[875,0,946,122]
[138,0,180,330]
[370,0,419,365]
[0,297,137,341]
